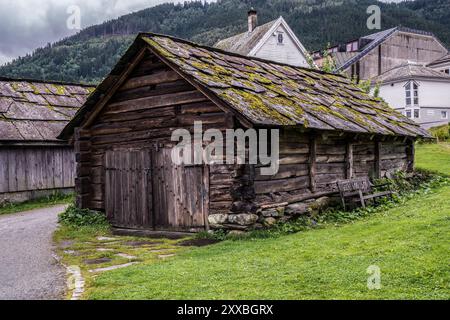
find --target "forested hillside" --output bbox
[1,0,449,84]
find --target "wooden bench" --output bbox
[337,177,394,210]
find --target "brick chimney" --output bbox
[248,8,257,33]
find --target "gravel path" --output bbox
[0,205,67,300]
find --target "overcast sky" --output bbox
[0,0,410,66]
[0,0,217,65]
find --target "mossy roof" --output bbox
[0,78,93,142]
[143,34,430,138]
[59,33,431,140]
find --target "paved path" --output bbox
[0,205,67,300]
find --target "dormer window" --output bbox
[277,32,284,45]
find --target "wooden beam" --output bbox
[374,140,382,179]
[82,48,147,129]
[119,70,182,91]
[406,139,415,172]
[309,134,317,193]
[345,141,353,179]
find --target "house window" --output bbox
[405,81,419,106]
[446,69,450,74]
[442,111,449,119]
[405,110,412,118]
[277,32,284,45]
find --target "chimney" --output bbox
[248,8,257,33]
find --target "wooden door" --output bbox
[105,150,153,229]
[152,147,208,232]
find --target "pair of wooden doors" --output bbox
[104,147,208,232]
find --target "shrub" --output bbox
[429,123,450,141]
[58,203,109,227]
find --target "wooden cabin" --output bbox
[59,33,430,232]
[0,78,93,204]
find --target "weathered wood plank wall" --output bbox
[76,52,232,213]
[0,147,75,194]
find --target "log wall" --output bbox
[76,52,234,212]
[253,130,413,206]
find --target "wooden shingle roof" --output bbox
[0,78,93,144]
[214,19,277,56]
[60,33,431,140]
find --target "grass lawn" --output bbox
[0,193,74,215]
[416,142,450,176]
[56,142,450,300]
[88,185,450,300]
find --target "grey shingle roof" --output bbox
[374,63,450,83]
[60,33,431,140]
[214,19,277,55]
[0,78,93,143]
[427,53,450,67]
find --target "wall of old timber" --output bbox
[208,130,414,231]
[0,146,75,204]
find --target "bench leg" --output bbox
[341,198,346,211]
[358,190,366,208]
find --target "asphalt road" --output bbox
[0,205,67,300]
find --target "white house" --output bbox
[373,62,450,129]
[215,9,311,67]
[427,53,450,74]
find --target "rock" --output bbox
[252,223,264,230]
[227,213,258,226]
[261,207,285,217]
[208,214,228,225]
[97,236,116,241]
[285,202,310,215]
[310,196,333,211]
[116,253,137,260]
[261,209,277,217]
[263,217,277,226]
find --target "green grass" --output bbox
[88,185,450,300]
[61,143,450,300]
[0,193,74,215]
[416,142,450,176]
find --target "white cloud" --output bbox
[0,0,214,65]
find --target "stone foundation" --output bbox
[208,196,340,232]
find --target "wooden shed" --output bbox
[59,33,430,232]
[0,78,93,204]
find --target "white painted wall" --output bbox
[253,24,309,67]
[375,79,450,129]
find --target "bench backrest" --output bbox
[337,177,372,196]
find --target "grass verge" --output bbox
[0,192,74,215]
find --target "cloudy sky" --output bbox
[0,0,410,65]
[0,0,217,65]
